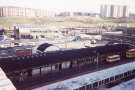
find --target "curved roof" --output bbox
[37,43,52,52]
[44,46,60,52]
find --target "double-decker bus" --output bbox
[106,55,120,62]
[126,49,135,58]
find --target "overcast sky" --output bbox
[0,0,135,13]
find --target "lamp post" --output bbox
[94,50,99,69]
[96,52,99,69]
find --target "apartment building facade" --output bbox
[100,5,129,18]
[0,6,54,17]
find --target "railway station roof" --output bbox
[45,48,95,62]
[95,44,129,54]
[0,44,130,72]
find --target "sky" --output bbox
[0,0,135,13]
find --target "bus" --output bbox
[106,55,120,62]
[126,49,135,58]
[15,46,32,56]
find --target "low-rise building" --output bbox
[13,24,64,40]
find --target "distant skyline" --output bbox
[0,0,135,13]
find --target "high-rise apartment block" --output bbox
[0,6,54,17]
[100,5,129,18]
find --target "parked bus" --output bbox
[126,49,135,58]
[106,55,120,62]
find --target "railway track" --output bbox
[18,58,135,90]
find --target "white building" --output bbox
[100,5,129,18]
[13,24,64,39]
[0,6,55,17]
